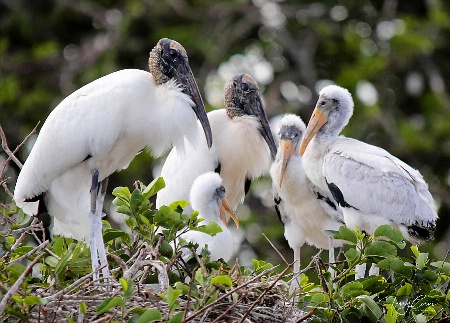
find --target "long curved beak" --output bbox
[219,198,240,229]
[299,107,327,156]
[175,64,213,149]
[251,96,277,161]
[278,139,295,188]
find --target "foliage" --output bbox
[1,178,450,322]
[298,225,450,322]
[1,0,450,266]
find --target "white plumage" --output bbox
[270,114,344,285]
[157,73,277,215]
[13,38,213,280]
[300,85,437,245]
[179,172,237,262]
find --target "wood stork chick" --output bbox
[157,73,277,215]
[270,114,344,286]
[299,85,438,277]
[13,38,213,281]
[179,172,238,262]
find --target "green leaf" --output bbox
[334,226,358,244]
[129,307,147,315]
[423,270,438,283]
[193,220,223,236]
[130,189,143,213]
[142,177,165,200]
[410,245,420,258]
[345,248,360,263]
[55,249,73,281]
[374,224,404,244]
[252,259,273,272]
[45,256,59,268]
[384,303,398,323]
[174,282,190,295]
[194,268,204,286]
[206,290,219,305]
[120,277,128,293]
[164,286,182,309]
[112,186,131,202]
[416,252,428,270]
[168,200,190,211]
[96,297,125,314]
[396,283,412,297]
[6,263,26,278]
[358,295,383,320]
[136,308,162,323]
[364,241,397,258]
[361,276,388,294]
[80,302,87,315]
[124,279,134,299]
[52,236,64,256]
[378,258,412,278]
[310,293,330,306]
[23,296,46,306]
[341,281,368,301]
[12,246,34,257]
[103,229,129,244]
[168,312,184,323]
[430,261,450,275]
[117,205,133,216]
[211,275,233,287]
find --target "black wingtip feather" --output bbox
[407,223,436,242]
[273,195,283,225]
[326,180,357,210]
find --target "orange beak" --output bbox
[278,139,295,188]
[299,108,328,156]
[219,198,240,228]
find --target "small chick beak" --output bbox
[220,198,240,229]
[278,139,295,188]
[299,108,328,156]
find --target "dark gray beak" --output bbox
[247,93,277,161]
[175,64,213,149]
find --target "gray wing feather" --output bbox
[324,138,436,226]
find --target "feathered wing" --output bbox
[323,138,437,228]
[156,136,218,213]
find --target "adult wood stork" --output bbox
[179,172,239,262]
[270,114,344,286]
[299,85,438,277]
[156,73,277,216]
[13,38,213,281]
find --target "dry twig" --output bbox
[239,264,292,323]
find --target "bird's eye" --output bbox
[241,83,249,91]
[169,49,178,59]
[320,100,326,106]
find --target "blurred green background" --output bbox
[1,0,449,268]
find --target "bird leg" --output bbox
[90,170,100,281]
[90,170,110,282]
[96,176,110,279]
[368,263,379,276]
[290,245,301,298]
[355,240,365,279]
[328,238,335,278]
